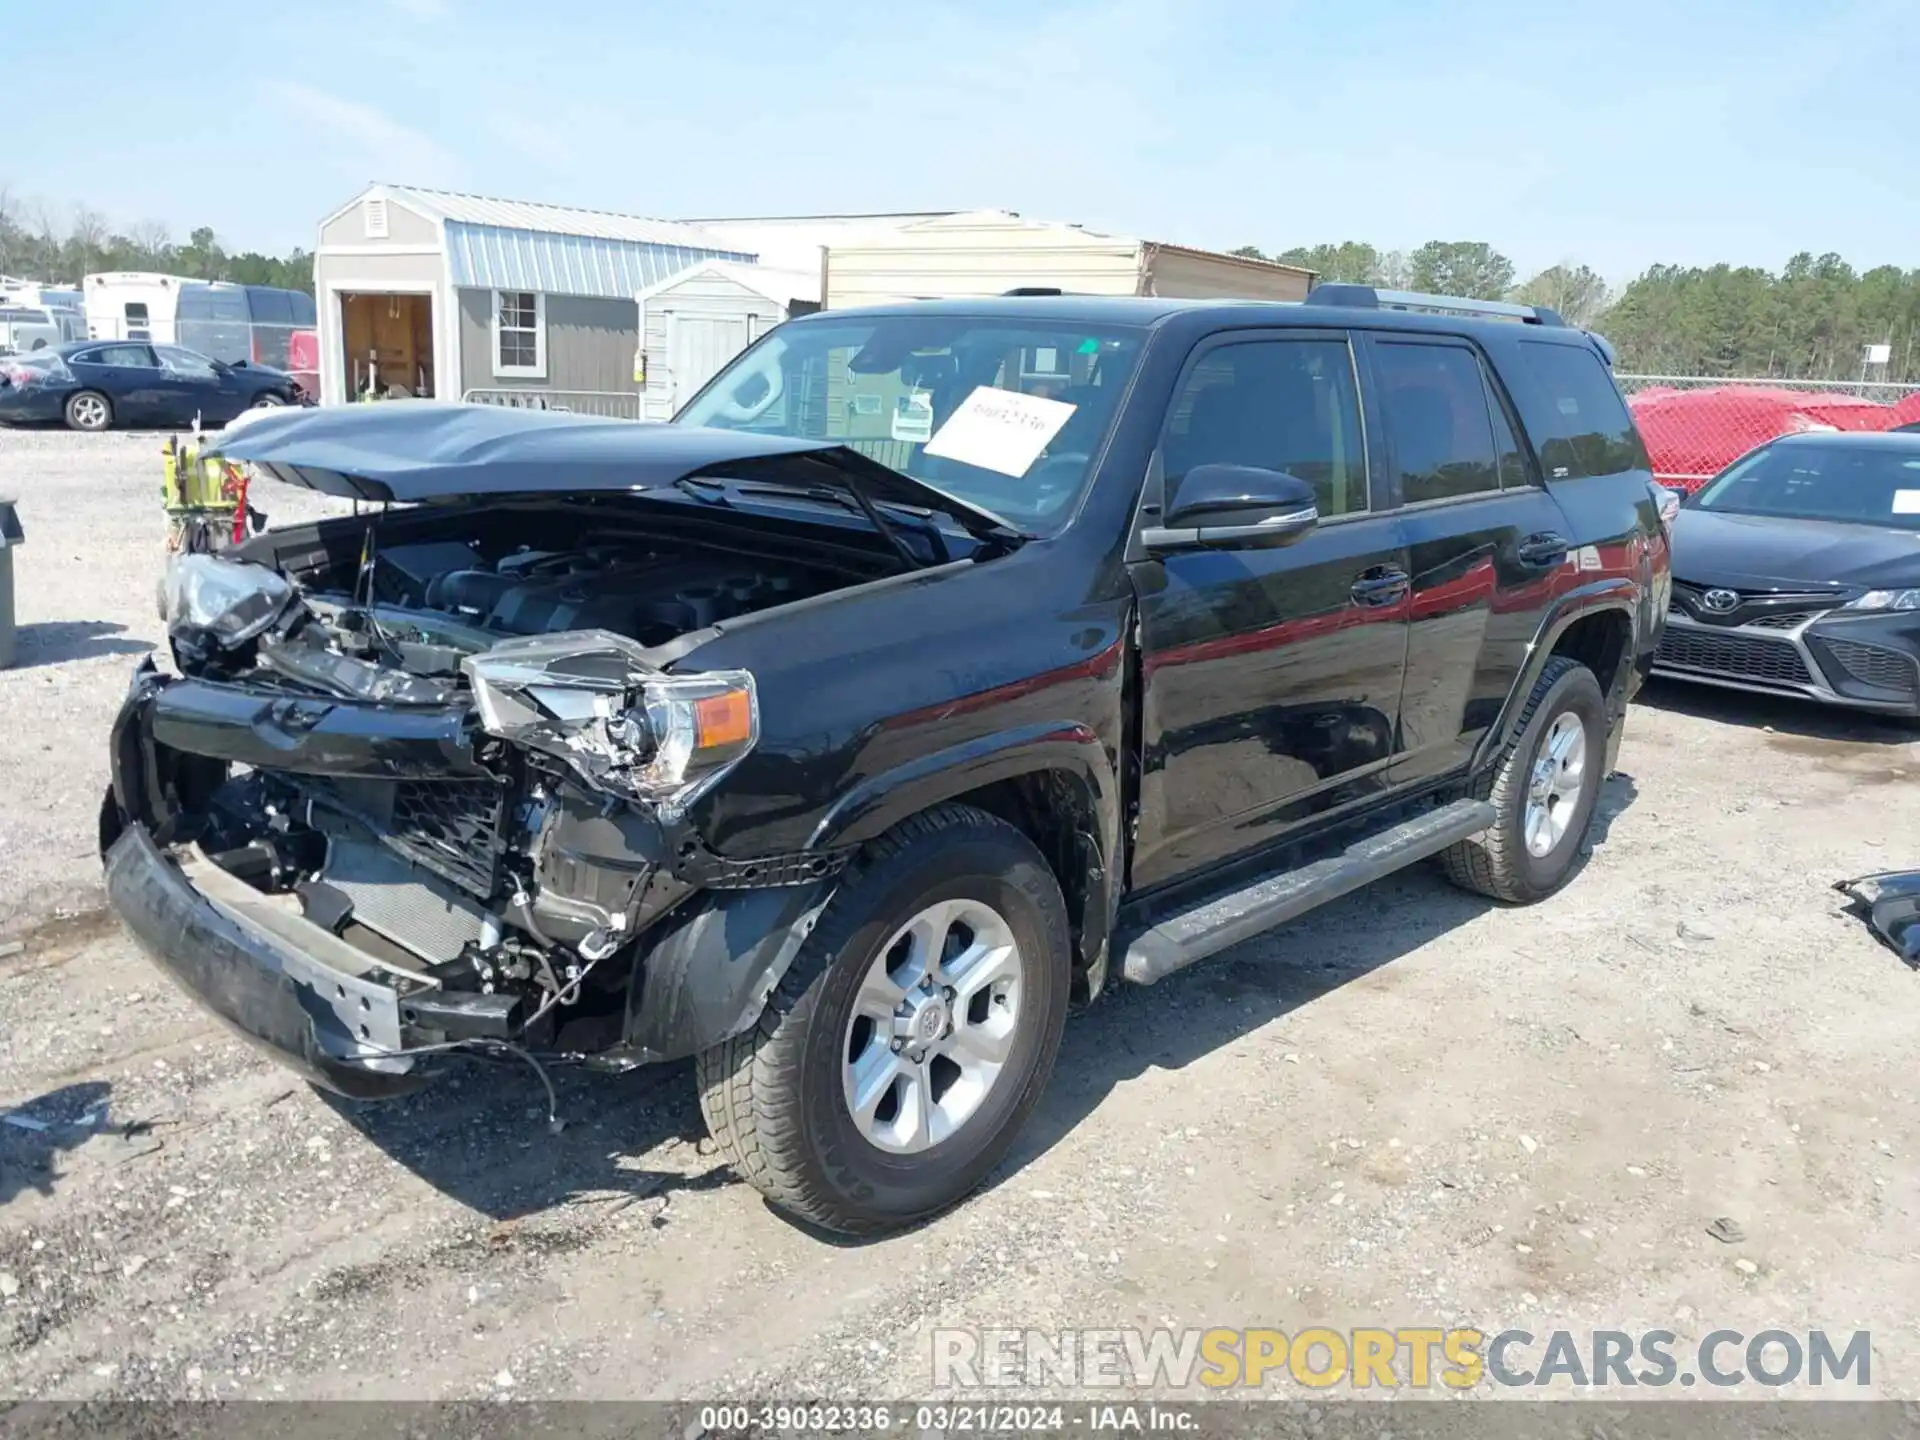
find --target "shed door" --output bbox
[669,311,754,410]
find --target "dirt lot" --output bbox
[1,431,1917,1403]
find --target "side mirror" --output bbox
[1143,464,1320,554]
[1653,484,1684,533]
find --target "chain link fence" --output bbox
[1617,374,1920,491]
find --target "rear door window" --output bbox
[1520,341,1649,479]
[1372,340,1502,504]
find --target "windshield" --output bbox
[1694,440,1920,530]
[675,314,1146,532]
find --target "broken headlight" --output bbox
[463,630,758,818]
[159,554,293,646]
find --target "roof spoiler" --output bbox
[1310,283,1566,328]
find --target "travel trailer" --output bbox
[84,272,192,342]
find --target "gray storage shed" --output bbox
[312,185,754,413]
[634,260,820,420]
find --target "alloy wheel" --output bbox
[841,898,1024,1154]
[1523,711,1587,858]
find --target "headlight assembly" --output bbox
[1842,589,1920,613]
[464,630,758,817]
[159,554,293,646]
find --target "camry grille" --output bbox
[1655,628,1813,688]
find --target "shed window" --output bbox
[492,290,545,378]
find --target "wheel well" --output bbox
[1549,609,1632,702]
[943,771,1107,1002]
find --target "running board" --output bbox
[1118,798,1496,985]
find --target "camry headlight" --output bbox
[159,554,293,645]
[464,630,757,818]
[1842,589,1920,613]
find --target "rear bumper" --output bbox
[0,389,64,423]
[105,823,424,1100]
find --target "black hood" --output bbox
[1671,507,1920,592]
[207,402,1014,539]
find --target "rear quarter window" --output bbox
[1518,340,1649,480]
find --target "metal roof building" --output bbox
[312,184,756,411]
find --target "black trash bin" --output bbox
[0,497,21,670]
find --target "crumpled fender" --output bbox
[616,879,836,1064]
[1835,870,1920,966]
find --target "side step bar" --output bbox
[1118,798,1496,985]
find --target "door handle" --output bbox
[1516,532,1569,569]
[1350,567,1409,607]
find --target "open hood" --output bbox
[207,402,1016,540]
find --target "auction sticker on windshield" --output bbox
[892,390,934,443]
[924,385,1077,477]
[1893,488,1920,515]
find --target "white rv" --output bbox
[83,272,193,343]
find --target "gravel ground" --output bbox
[2,432,1918,1404]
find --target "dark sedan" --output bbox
[0,341,305,431]
[1653,430,1920,716]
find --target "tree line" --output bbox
[0,189,313,294]
[1236,240,1920,384]
[8,188,1916,383]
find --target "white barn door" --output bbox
[669,312,754,411]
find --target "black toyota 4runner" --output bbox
[102,287,1670,1235]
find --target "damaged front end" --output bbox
[105,549,845,1099]
[1835,870,1920,967]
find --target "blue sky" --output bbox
[8,0,1918,283]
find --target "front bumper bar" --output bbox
[1652,612,1920,716]
[105,823,425,1099]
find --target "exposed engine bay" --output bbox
[177,521,850,689]
[143,505,882,1073]
[352,535,820,646]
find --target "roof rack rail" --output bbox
[1309,283,1566,327]
[1002,286,1067,296]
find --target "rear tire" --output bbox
[1440,655,1607,904]
[250,393,286,409]
[64,390,112,431]
[696,804,1070,1236]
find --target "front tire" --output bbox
[696,804,1070,1236]
[64,390,113,431]
[1440,655,1607,904]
